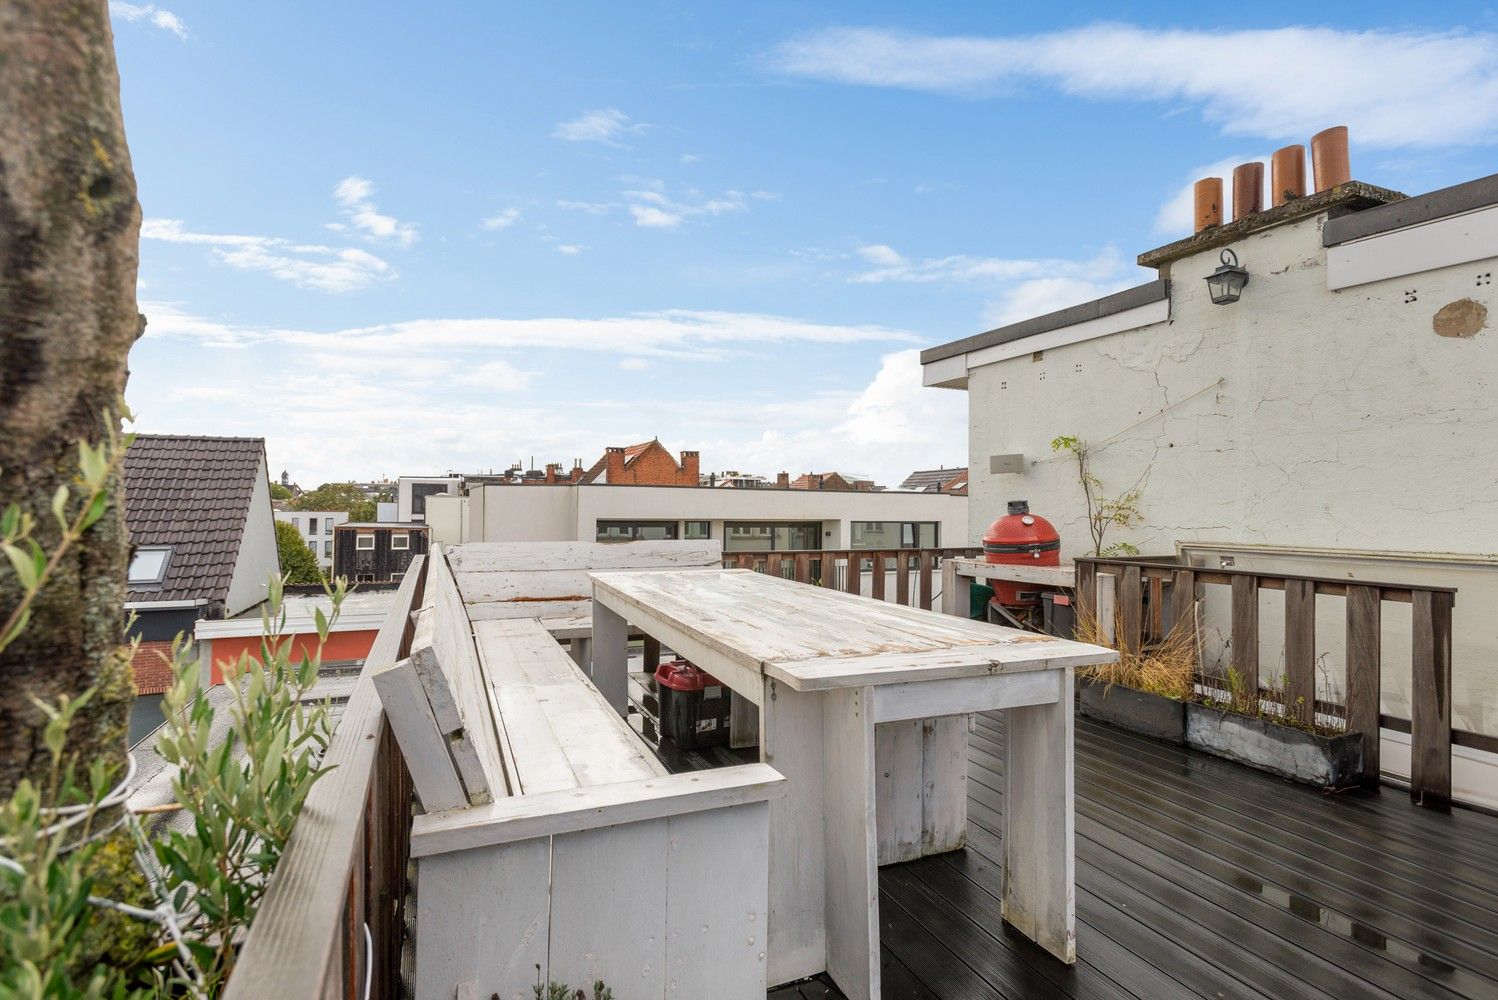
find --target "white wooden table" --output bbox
[589,569,1117,999]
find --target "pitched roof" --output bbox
[123,435,266,606]
[900,467,967,491]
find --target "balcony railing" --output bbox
[722,547,981,609]
[224,556,426,1000]
[1074,554,1470,809]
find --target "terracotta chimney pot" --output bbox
[1311,126,1350,192]
[1232,162,1264,220]
[1193,177,1224,233]
[1270,145,1306,206]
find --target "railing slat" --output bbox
[871,552,886,601]
[918,552,934,609]
[1073,560,1096,632]
[794,552,811,585]
[1411,590,1453,809]
[1170,568,1196,642]
[1345,585,1382,787]
[845,552,863,596]
[895,553,910,607]
[1118,564,1143,656]
[1231,575,1259,713]
[1285,579,1316,727]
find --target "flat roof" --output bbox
[920,280,1169,366]
[195,589,397,638]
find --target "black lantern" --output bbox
[1205,248,1249,305]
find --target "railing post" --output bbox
[1231,575,1259,713]
[1170,567,1197,655]
[1147,575,1165,642]
[1411,589,1453,809]
[1073,560,1096,631]
[845,551,863,596]
[643,635,661,671]
[794,552,811,585]
[870,551,887,601]
[895,552,910,607]
[767,553,783,579]
[1097,573,1117,645]
[1345,585,1382,787]
[1118,564,1143,656]
[941,554,962,616]
[1285,579,1316,728]
[821,553,838,590]
[918,551,934,610]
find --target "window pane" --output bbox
[127,548,169,583]
[595,521,679,542]
[724,523,771,552]
[684,521,710,540]
[308,517,318,534]
[850,521,900,550]
[916,522,939,548]
[324,540,332,556]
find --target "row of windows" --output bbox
[287,516,336,535]
[307,539,333,557]
[593,520,939,552]
[353,532,411,551]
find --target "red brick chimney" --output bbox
[604,446,626,483]
[680,450,700,483]
[544,462,562,484]
[776,471,789,488]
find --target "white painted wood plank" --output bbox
[369,657,467,812]
[414,839,550,1000]
[1002,668,1076,964]
[948,557,1078,588]
[447,539,722,573]
[768,641,1116,691]
[664,802,771,999]
[593,584,763,704]
[875,721,923,866]
[591,597,629,716]
[821,686,879,1000]
[550,818,668,997]
[1097,572,1116,644]
[761,677,826,987]
[729,691,759,749]
[941,556,962,616]
[921,716,969,856]
[466,598,590,622]
[871,669,1061,723]
[410,763,787,857]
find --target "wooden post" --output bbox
[1345,585,1382,786]
[846,551,863,597]
[870,552,886,601]
[918,551,934,610]
[1411,590,1453,809]
[1170,568,1196,641]
[767,553,784,580]
[1147,576,1165,642]
[794,552,812,585]
[643,635,661,672]
[895,553,910,607]
[821,553,838,589]
[1072,560,1096,632]
[1285,579,1316,728]
[1231,574,1259,712]
[941,556,962,617]
[1118,565,1143,657]
[1096,574,1116,646]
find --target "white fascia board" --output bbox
[921,353,969,389]
[125,599,208,611]
[1328,203,1498,290]
[194,612,388,640]
[963,297,1170,374]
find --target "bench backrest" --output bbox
[374,544,506,810]
[447,540,722,621]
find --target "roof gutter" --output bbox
[124,598,210,611]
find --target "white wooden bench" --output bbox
[373,545,785,1000]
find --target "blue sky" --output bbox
[113,2,1498,486]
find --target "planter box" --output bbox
[1184,702,1364,789]
[1078,677,1186,745]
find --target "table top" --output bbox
[589,568,1117,691]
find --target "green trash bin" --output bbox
[969,581,994,621]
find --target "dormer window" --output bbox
[128,546,172,585]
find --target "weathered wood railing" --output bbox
[1074,555,1465,809]
[224,556,427,1000]
[722,547,981,610]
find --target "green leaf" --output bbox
[2,542,38,590]
[49,485,69,531]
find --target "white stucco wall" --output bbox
[952,207,1497,750]
[224,457,279,617]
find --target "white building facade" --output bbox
[275,510,348,573]
[922,171,1498,807]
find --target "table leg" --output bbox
[822,686,880,1000]
[921,715,969,856]
[568,637,590,671]
[1002,668,1076,964]
[762,678,826,988]
[591,601,628,717]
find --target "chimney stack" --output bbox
[604,446,626,483]
[1193,177,1224,233]
[775,471,789,489]
[1270,145,1306,206]
[1231,162,1264,220]
[1311,126,1350,192]
[680,450,700,483]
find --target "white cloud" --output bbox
[482,207,522,230]
[551,108,648,146]
[624,185,749,229]
[769,25,1498,148]
[630,204,682,229]
[333,176,418,245]
[454,360,538,391]
[109,2,186,39]
[556,244,585,255]
[142,219,392,293]
[556,199,616,214]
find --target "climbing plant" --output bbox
[1050,435,1144,557]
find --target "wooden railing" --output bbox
[225,556,427,1000]
[1074,555,1463,809]
[722,547,981,610]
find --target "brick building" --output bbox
[775,471,878,492]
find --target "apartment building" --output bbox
[274,509,348,573]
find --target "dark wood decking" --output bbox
[769,712,1498,1000]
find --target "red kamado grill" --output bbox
[654,658,732,750]
[983,499,1060,609]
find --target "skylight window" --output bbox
[127,546,172,585]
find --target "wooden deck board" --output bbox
[755,711,1498,999]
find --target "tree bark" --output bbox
[0,0,143,794]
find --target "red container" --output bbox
[654,659,730,749]
[983,500,1060,607]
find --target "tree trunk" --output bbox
[0,0,143,794]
